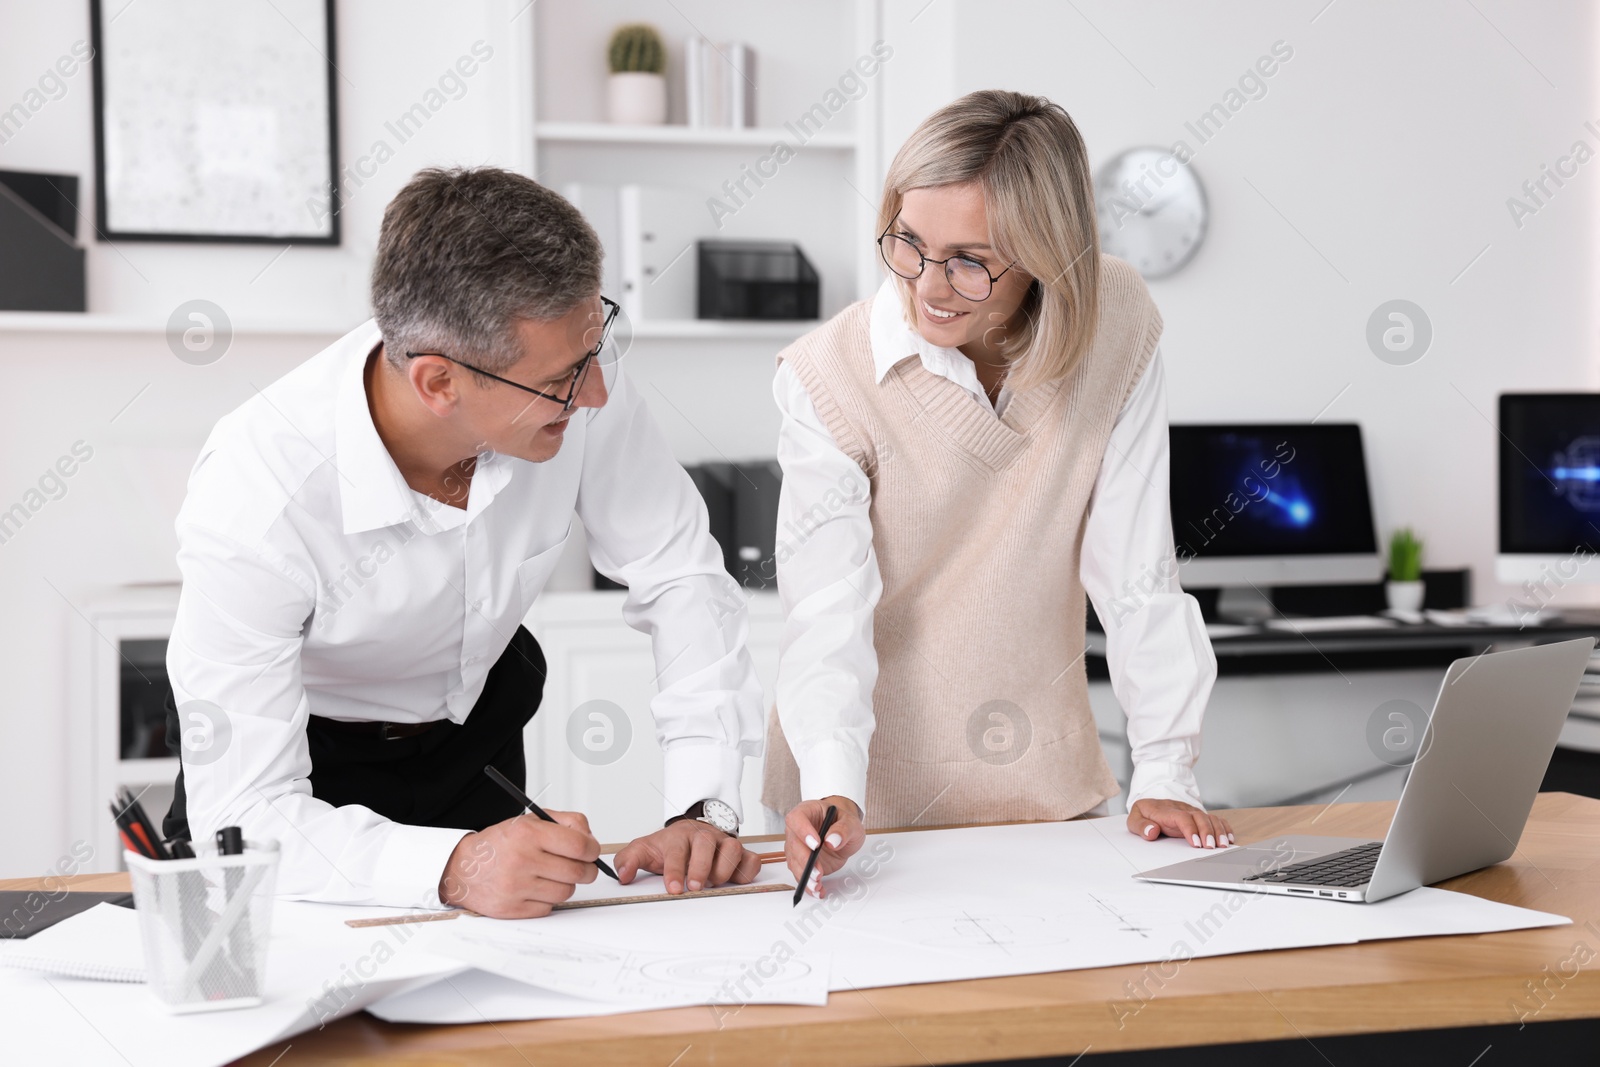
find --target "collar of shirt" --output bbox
[866,277,1011,414]
[332,321,514,536]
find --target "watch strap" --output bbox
[664,800,706,828]
[665,799,738,835]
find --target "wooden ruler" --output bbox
[344,879,795,926]
[345,909,474,928]
[552,881,793,910]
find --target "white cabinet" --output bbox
[76,583,1442,864]
[72,587,181,868]
[521,589,784,845]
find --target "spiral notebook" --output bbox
[0,890,133,938]
[0,902,145,982]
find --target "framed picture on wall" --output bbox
[89,0,341,244]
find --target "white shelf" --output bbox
[117,757,180,784]
[536,121,855,150]
[0,311,353,335]
[631,319,820,340]
[0,311,817,341]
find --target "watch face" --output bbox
[1094,147,1207,279]
[701,798,739,833]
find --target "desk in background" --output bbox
[1087,618,1600,814]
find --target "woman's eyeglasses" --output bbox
[877,224,1013,301]
[406,296,620,414]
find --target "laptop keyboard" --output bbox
[1240,841,1383,888]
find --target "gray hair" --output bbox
[372,166,602,374]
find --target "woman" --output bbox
[764,90,1232,895]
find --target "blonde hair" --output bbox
[878,90,1100,392]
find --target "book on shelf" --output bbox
[685,38,756,128]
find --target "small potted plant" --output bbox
[1386,527,1425,613]
[606,23,667,125]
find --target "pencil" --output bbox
[482,766,620,881]
[793,804,838,906]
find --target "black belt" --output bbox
[163,625,547,839]
[313,718,447,740]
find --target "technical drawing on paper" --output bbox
[891,893,1196,953]
[1087,893,1154,938]
[898,911,1073,951]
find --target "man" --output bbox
[162,167,763,918]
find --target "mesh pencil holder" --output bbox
[124,838,279,1012]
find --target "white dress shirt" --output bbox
[168,321,763,907]
[772,279,1216,815]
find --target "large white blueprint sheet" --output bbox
[2,900,467,1067]
[373,816,1568,1023]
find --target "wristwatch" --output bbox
[665,798,739,835]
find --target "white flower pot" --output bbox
[606,72,667,125]
[1386,579,1425,613]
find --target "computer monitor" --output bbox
[1497,393,1600,583]
[1169,423,1383,587]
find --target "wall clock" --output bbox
[1094,147,1207,279]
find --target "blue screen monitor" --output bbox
[1169,423,1383,586]
[1498,393,1600,583]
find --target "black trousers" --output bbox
[163,626,548,842]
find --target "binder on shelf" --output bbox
[618,185,708,321]
[561,182,621,301]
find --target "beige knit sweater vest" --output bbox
[761,255,1164,829]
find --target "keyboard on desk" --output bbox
[1262,616,1398,633]
[1241,840,1384,887]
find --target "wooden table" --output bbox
[10,794,1600,1065]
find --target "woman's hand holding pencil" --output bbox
[784,795,866,899]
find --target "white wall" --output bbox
[0,0,533,328]
[889,0,1600,610]
[0,0,1596,876]
[0,0,537,877]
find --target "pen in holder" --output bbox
[124,838,279,1012]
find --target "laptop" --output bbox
[1135,636,1595,903]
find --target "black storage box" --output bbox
[697,240,819,321]
[0,169,85,312]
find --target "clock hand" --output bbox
[1137,193,1178,216]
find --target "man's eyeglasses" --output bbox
[406,296,621,414]
[877,222,1014,302]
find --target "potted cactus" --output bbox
[606,23,667,125]
[1385,527,1425,613]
